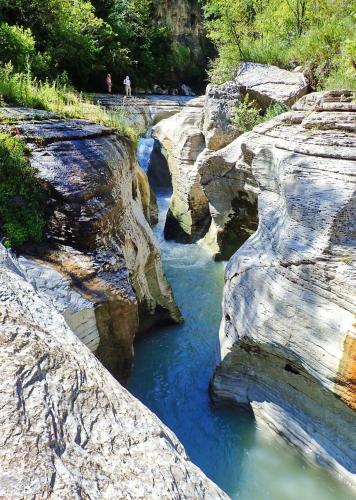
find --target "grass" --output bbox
[0,63,141,146]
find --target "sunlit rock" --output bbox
[0,245,228,500]
[211,90,356,486]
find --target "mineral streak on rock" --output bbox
[211,90,356,486]
[0,245,228,500]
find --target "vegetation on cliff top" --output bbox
[203,0,356,90]
[0,132,46,248]
[0,0,197,90]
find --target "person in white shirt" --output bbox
[124,76,131,97]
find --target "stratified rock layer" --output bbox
[153,97,211,242]
[211,91,356,485]
[1,108,181,383]
[0,246,228,500]
[151,63,310,249]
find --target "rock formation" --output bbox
[153,97,211,242]
[153,0,212,90]
[235,61,309,108]
[1,107,181,383]
[211,90,356,486]
[0,245,228,499]
[152,63,309,251]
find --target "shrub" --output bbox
[0,132,46,248]
[0,23,36,71]
[232,95,263,132]
[232,97,290,133]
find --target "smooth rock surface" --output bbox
[236,61,309,108]
[199,137,259,260]
[211,90,356,486]
[93,94,194,129]
[2,107,181,383]
[153,97,211,242]
[0,245,228,500]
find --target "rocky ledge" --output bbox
[0,107,182,383]
[211,90,356,486]
[151,63,309,249]
[0,246,227,499]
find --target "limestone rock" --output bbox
[0,246,228,500]
[211,90,356,486]
[198,138,259,260]
[153,97,211,242]
[93,94,194,128]
[236,61,309,108]
[203,81,241,150]
[2,108,182,383]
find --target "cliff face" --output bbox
[1,107,181,383]
[0,245,227,499]
[153,97,211,242]
[153,0,212,89]
[211,91,356,485]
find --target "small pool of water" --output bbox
[128,190,354,500]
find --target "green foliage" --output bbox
[343,256,353,265]
[203,0,356,90]
[0,0,126,88]
[0,64,142,144]
[232,95,263,132]
[0,23,36,71]
[0,132,46,248]
[232,96,290,132]
[264,102,290,120]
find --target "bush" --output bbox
[232,96,290,133]
[204,0,355,90]
[0,23,36,71]
[0,132,46,248]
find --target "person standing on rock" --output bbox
[106,73,112,93]
[124,76,131,97]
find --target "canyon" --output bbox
[0,62,355,498]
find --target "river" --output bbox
[128,139,353,499]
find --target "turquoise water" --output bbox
[128,190,354,500]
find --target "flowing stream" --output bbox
[129,138,354,500]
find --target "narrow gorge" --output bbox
[0,41,355,500]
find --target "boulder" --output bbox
[153,97,211,242]
[236,61,309,108]
[203,81,241,150]
[0,245,228,500]
[181,83,196,96]
[211,90,356,486]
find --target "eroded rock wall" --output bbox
[1,108,181,383]
[0,245,228,499]
[153,97,211,242]
[211,91,356,485]
[152,63,309,256]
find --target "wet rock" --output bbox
[0,245,228,500]
[211,90,356,486]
